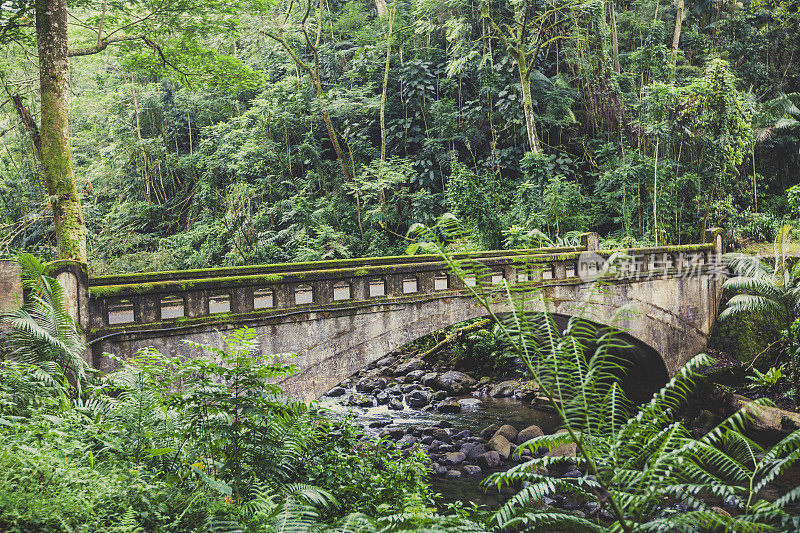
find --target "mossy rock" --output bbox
[710,304,780,365]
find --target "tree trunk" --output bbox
[670,0,684,75]
[518,63,542,154]
[609,0,621,74]
[380,0,396,162]
[36,0,87,262]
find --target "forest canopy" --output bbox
[1,0,799,271]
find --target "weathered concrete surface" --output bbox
[0,260,22,326]
[93,273,724,402]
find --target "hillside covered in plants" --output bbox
[1,0,799,270]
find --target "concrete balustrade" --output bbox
[68,230,730,397]
[87,236,720,334]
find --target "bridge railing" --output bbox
[87,239,718,332]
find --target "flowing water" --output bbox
[319,393,558,508]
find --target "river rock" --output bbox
[516,424,544,444]
[405,390,432,408]
[467,444,487,460]
[431,463,448,475]
[386,385,403,395]
[433,390,448,401]
[435,420,453,428]
[489,380,519,398]
[476,451,502,469]
[421,372,439,387]
[394,358,425,376]
[375,391,390,405]
[547,429,577,457]
[458,398,483,409]
[438,443,456,453]
[480,424,499,441]
[487,434,512,460]
[396,434,418,448]
[401,384,417,393]
[423,427,451,443]
[388,398,404,410]
[434,371,477,394]
[349,394,375,407]
[326,387,346,397]
[515,381,539,402]
[356,375,387,393]
[440,451,467,466]
[436,400,462,413]
[404,370,427,383]
[445,469,462,479]
[463,465,482,476]
[374,355,397,369]
[369,420,390,428]
[459,442,477,456]
[493,424,518,442]
[453,429,470,440]
[380,427,405,440]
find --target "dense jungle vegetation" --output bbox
[4,0,800,531]
[1,0,799,269]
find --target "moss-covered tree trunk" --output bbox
[36,0,87,262]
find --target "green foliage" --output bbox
[1,254,87,393]
[446,162,501,249]
[0,317,444,531]
[721,225,800,334]
[412,215,800,532]
[746,365,785,390]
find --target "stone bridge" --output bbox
[32,231,725,402]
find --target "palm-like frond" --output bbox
[409,216,800,532]
[1,254,87,394]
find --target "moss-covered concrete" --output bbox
[709,290,780,364]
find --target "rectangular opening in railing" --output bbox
[161,295,185,319]
[254,288,274,309]
[369,279,385,297]
[403,277,418,293]
[333,281,351,300]
[295,284,314,305]
[209,293,231,314]
[108,299,134,325]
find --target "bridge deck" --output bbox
[86,242,717,339]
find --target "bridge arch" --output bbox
[76,233,724,402]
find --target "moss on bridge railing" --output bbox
[87,241,718,334]
[89,245,584,287]
[87,242,716,301]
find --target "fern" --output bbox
[1,254,87,395]
[410,215,800,532]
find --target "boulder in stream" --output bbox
[434,371,477,394]
[394,358,425,376]
[405,390,432,408]
[463,465,482,476]
[440,451,467,466]
[487,434,512,460]
[489,380,519,398]
[476,451,502,469]
[517,424,544,444]
[356,375,387,393]
[436,400,462,413]
[479,424,499,441]
[458,398,483,409]
[493,424,518,442]
[388,398,404,410]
